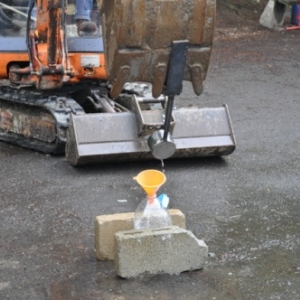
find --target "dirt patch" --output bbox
[217,0,270,25]
[216,0,276,39]
[213,0,298,65]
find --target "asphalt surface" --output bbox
[1,27,300,300]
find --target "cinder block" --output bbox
[259,0,286,29]
[114,226,208,278]
[95,209,186,260]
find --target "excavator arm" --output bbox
[9,0,71,89]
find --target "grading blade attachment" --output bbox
[65,104,235,166]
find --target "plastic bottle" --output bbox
[133,169,172,230]
[133,194,172,230]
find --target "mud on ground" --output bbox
[214,0,298,67]
[217,0,269,30]
[216,0,286,40]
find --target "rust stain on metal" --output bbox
[0,110,13,130]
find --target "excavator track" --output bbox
[0,83,84,154]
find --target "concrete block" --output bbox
[95,209,186,260]
[259,0,286,29]
[114,226,208,278]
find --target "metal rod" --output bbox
[163,96,174,141]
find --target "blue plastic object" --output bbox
[291,4,300,25]
[157,194,170,209]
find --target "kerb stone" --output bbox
[95,209,186,260]
[114,226,208,278]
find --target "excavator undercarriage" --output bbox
[0,0,236,165]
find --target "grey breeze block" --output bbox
[114,226,208,278]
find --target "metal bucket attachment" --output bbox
[65,105,236,166]
[101,0,215,98]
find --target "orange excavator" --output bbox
[0,0,235,165]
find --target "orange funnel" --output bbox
[134,169,166,196]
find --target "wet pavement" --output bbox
[1,29,300,299]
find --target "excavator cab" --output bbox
[0,1,28,36]
[0,0,236,165]
[0,0,101,37]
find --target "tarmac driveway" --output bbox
[1,13,300,300]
